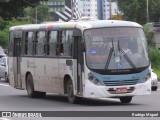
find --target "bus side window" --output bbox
[61,30,73,57]
[25,31,34,55]
[35,31,46,56]
[25,32,28,55]
[49,31,58,56]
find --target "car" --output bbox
[0,56,8,82]
[151,71,158,91]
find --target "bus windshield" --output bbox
[84,27,149,73]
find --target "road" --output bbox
[0,80,160,120]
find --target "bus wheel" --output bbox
[151,86,158,91]
[119,96,132,103]
[26,74,46,98]
[26,74,36,98]
[67,79,78,104]
[5,73,9,83]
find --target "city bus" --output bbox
[8,19,151,104]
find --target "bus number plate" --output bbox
[116,87,127,93]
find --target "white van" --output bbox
[0,46,8,82]
[0,56,8,82]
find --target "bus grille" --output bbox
[103,79,139,86]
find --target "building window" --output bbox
[35,31,46,56]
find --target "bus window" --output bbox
[35,31,46,56]
[61,30,73,57]
[49,31,58,56]
[25,31,34,55]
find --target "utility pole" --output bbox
[146,0,149,23]
[71,0,74,20]
[35,7,37,24]
[109,0,112,19]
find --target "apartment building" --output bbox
[78,0,119,20]
[41,0,81,21]
[42,0,118,21]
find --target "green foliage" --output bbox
[149,46,160,68]
[143,23,154,46]
[0,0,40,20]
[0,17,5,30]
[0,19,31,48]
[152,67,160,79]
[24,4,49,23]
[117,0,160,25]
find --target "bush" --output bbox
[149,46,160,68]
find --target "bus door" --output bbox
[13,35,22,89]
[76,36,84,95]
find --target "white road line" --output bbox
[0,118,11,120]
[0,84,9,87]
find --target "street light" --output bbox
[23,0,38,24]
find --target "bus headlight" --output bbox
[88,73,101,86]
[141,73,151,83]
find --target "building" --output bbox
[42,0,119,21]
[78,0,98,18]
[41,0,81,21]
[78,0,119,20]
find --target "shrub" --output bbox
[149,46,160,68]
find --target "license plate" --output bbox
[116,87,127,93]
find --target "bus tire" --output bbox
[5,72,9,83]
[26,74,46,98]
[26,74,36,98]
[119,96,132,103]
[67,79,79,104]
[151,86,158,91]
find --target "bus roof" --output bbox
[9,20,142,31]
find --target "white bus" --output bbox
[8,19,151,103]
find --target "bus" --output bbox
[8,19,151,104]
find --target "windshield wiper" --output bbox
[105,40,114,69]
[120,48,136,69]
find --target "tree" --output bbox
[0,17,5,30]
[117,0,160,25]
[0,0,40,20]
[24,3,49,23]
[0,19,31,48]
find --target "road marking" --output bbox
[0,118,11,120]
[0,84,9,87]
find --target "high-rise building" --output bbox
[41,0,81,21]
[78,0,98,18]
[78,0,119,20]
[42,0,119,21]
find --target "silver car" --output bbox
[151,71,158,91]
[0,56,8,82]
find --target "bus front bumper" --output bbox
[83,80,151,98]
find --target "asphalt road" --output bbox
[0,80,160,120]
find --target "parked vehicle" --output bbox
[0,46,7,58]
[151,71,158,91]
[0,56,8,82]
